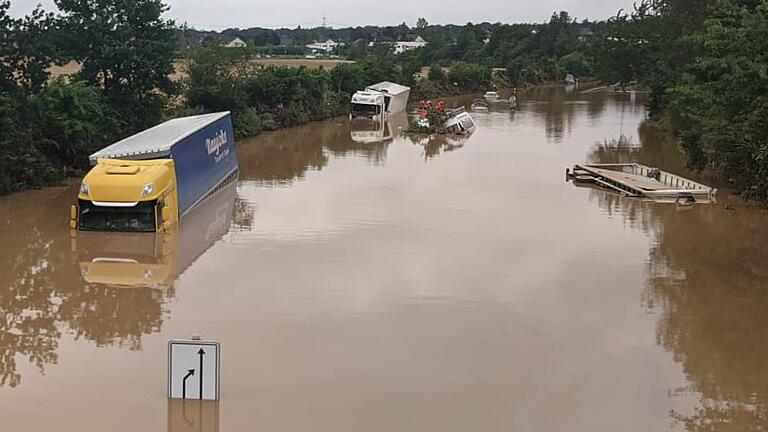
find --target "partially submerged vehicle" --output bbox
[72,112,238,233]
[350,81,411,119]
[444,109,477,135]
[470,99,489,111]
[415,107,476,135]
[483,91,500,102]
[566,163,717,203]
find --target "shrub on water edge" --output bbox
[428,64,447,83]
[447,62,492,91]
[232,107,264,138]
[0,80,115,195]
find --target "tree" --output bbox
[428,63,446,82]
[54,0,178,131]
[0,1,58,94]
[416,17,428,29]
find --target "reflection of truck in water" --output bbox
[350,81,410,119]
[75,182,237,288]
[71,112,238,233]
[349,112,409,144]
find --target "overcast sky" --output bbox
[9,0,632,29]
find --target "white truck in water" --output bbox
[350,81,411,120]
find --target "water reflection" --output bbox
[405,132,473,161]
[587,131,768,430]
[521,85,642,143]
[237,115,403,185]
[349,112,408,145]
[1,86,767,431]
[0,182,247,388]
[167,399,220,432]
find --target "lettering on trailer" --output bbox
[168,340,220,400]
[205,130,230,163]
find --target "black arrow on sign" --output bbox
[182,369,195,399]
[198,348,206,400]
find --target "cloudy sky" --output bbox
[9,0,631,29]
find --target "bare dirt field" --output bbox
[249,58,353,69]
[48,58,353,81]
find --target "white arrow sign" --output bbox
[168,340,220,400]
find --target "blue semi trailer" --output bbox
[71,112,239,232]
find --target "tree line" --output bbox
[4,0,767,200]
[594,0,768,198]
[0,0,176,195]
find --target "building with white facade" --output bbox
[224,37,247,48]
[393,36,428,55]
[305,39,340,53]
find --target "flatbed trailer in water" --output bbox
[567,163,717,203]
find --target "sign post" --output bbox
[168,339,220,400]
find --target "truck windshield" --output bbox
[79,200,157,232]
[351,103,381,117]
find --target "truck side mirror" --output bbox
[162,206,170,222]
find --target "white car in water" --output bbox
[444,110,476,135]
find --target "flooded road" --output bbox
[2,87,768,431]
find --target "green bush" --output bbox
[557,51,593,77]
[232,107,264,138]
[428,64,447,82]
[447,62,491,91]
[0,80,114,195]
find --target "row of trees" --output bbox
[179,21,462,50]
[0,0,500,196]
[595,0,768,198]
[182,45,493,137]
[7,0,766,199]
[0,0,177,196]
[182,14,597,85]
[402,13,596,84]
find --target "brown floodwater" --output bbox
[2,87,768,431]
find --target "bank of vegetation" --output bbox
[5,0,766,200]
[592,0,768,200]
[0,0,598,196]
[0,0,176,196]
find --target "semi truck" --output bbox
[350,81,410,119]
[71,112,238,233]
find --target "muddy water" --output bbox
[2,87,768,431]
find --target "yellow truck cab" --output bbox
[71,112,238,233]
[76,159,179,232]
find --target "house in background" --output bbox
[305,39,341,54]
[224,37,247,48]
[576,27,594,41]
[393,36,428,55]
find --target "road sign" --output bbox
[168,340,220,400]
